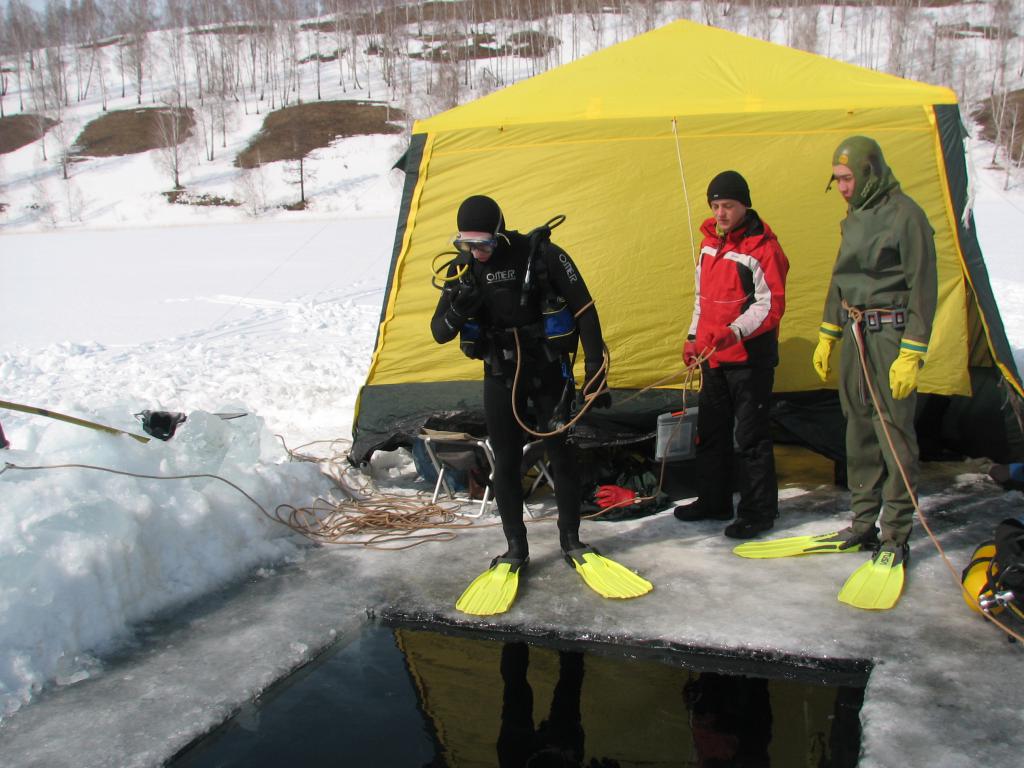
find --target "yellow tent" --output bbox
[352,20,1021,462]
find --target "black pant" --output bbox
[696,365,778,522]
[497,643,584,768]
[483,359,582,557]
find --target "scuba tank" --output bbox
[961,516,1024,619]
[962,543,1001,614]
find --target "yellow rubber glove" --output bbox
[889,345,926,400]
[812,323,842,382]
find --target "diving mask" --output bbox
[453,235,498,255]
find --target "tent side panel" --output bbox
[376,132,427,339]
[934,103,1023,394]
[413,107,970,396]
[353,133,430,450]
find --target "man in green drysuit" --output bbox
[811,135,938,608]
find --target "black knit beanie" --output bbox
[706,171,751,207]
[457,195,504,235]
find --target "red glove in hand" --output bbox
[682,340,699,366]
[707,325,739,351]
[595,484,637,509]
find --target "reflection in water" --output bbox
[171,625,864,768]
[498,643,618,768]
[684,672,771,768]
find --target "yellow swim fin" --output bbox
[565,547,652,599]
[733,527,879,559]
[838,543,907,610]
[456,557,526,616]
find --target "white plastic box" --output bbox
[655,409,698,461]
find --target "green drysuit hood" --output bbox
[831,135,900,210]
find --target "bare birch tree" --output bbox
[5,0,42,113]
[1005,104,1020,190]
[42,46,71,179]
[122,0,154,105]
[286,150,314,206]
[42,0,69,106]
[154,94,195,189]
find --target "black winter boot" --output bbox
[724,518,774,539]
[674,499,733,522]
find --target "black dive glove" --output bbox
[451,283,483,317]
[444,283,483,330]
[584,363,612,409]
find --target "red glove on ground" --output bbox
[595,485,637,509]
[683,339,698,366]
[707,325,739,351]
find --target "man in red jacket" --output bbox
[674,171,790,539]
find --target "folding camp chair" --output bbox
[420,429,555,519]
[421,429,494,518]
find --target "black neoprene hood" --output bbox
[457,195,505,235]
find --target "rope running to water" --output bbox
[845,305,1024,643]
[0,457,483,551]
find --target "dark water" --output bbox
[172,622,864,767]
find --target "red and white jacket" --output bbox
[688,211,789,368]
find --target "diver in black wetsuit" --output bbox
[432,195,651,616]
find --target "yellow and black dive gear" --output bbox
[962,543,1001,615]
[961,517,1024,621]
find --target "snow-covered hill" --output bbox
[2,2,1022,232]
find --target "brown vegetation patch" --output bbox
[407,29,557,61]
[303,0,964,36]
[0,114,58,154]
[936,22,1016,40]
[235,100,404,169]
[743,0,963,5]
[300,19,336,34]
[191,23,269,36]
[404,0,551,24]
[850,0,967,6]
[409,33,498,62]
[72,107,195,158]
[80,35,123,50]
[300,50,339,64]
[507,30,560,57]
[301,0,553,39]
[688,0,963,5]
[974,89,1024,159]
[164,190,240,206]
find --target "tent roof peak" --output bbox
[415,20,958,133]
